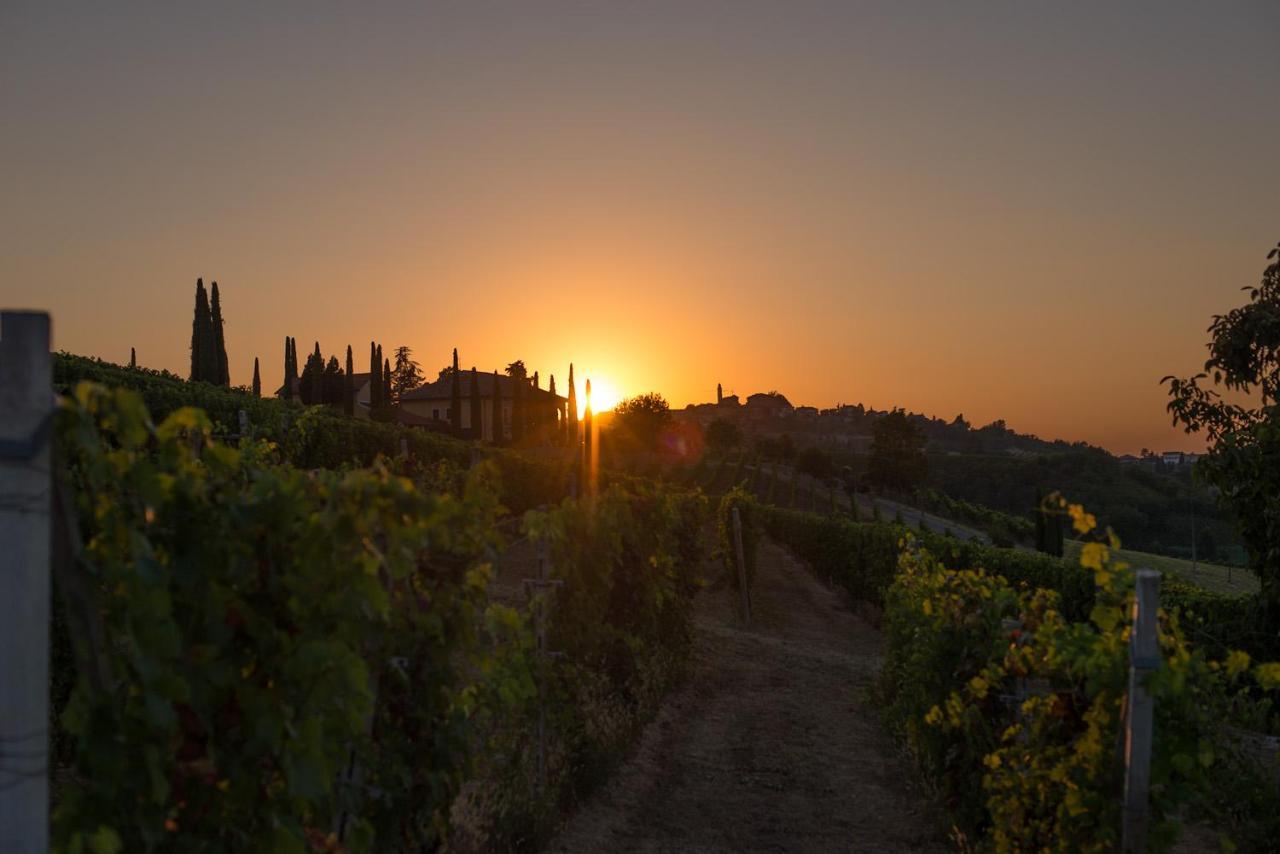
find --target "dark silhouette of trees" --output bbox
[490,369,503,443]
[210,280,229,386]
[705,418,742,454]
[383,357,391,412]
[867,409,927,492]
[129,347,136,369]
[323,355,343,405]
[189,278,217,383]
[369,342,381,409]
[613,392,672,452]
[344,345,354,415]
[282,337,296,400]
[252,357,261,398]
[450,348,462,432]
[470,367,482,440]
[391,346,423,404]
[506,361,526,443]
[1166,240,1280,600]
[299,342,325,405]
[567,364,578,446]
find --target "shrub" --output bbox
[718,486,758,591]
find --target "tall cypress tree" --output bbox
[548,374,558,442]
[310,342,324,404]
[450,348,462,432]
[370,342,381,409]
[252,357,261,398]
[288,338,298,398]
[130,347,137,369]
[566,363,578,445]
[210,280,229,386]
[491,369,503,443]
[383,357,392,409]
[190,278,211,381]
[344,345,355,416]
[470,366,482,440]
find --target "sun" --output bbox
[579,375,621,418]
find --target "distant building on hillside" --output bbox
[276,372,373,419]
[400,371,566,442]
[1160,451,1200,467]
[745,391,793,419]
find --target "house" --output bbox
[745,392,793,419]
[400,371,567,442]
[276,372,374,419]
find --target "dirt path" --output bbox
[548,538,946,853]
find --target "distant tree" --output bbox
[383,357,392,410]
[344,345,354,415]
[613,392,672,451]
[705,418,742,454]
[369,342,381,409]
[391,346,423,404]
[1166,240,1280,600]
[567,363,579,446]
[252,357,261,398]
[548,374,559,442]
[490,369,503,443]
[299,342,325,405]
[507,361,526,443]
[189,278,214,382]
[129,347,137,369]
[796,446,834,480]
[470,367,482,439]
[867,409,927,492]
[210,280,229,386]
[281,338,293,400]
[450,348,462,432]
[323,355,343,405]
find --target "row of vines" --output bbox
[52,382,707,852]
[762,504,1280,851]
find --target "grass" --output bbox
[1064,541,1258,597]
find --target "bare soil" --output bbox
[547,538,946,853]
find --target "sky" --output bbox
[3,2,1277,454]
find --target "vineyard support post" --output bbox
[1122,569,1160,854]
[0,311,52,852]
[732,506,751,624]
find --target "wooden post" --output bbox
[1122,570,1161,854]
[0,311,52,852]
[732,506,751,624]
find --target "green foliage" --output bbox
[53,383,526,851]
[717,486,758,591]
[611,392,673,453]
[468,482,708,846]
[868,408,927,492]
[881,519,1280,851]
[918,488,1034,547]
[704,418,742,454]
[1166,241,1280,602]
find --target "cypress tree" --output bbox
[511,365,524,444]
[282,338,291,399]
[129,347,137,369]
[548,375,558,443]
[190,278,211,381]
[470,366,482,440]
[344,345,355,415]
[383,357,392,408]
[566,363,578,446]
[210,280,229,386]
[310,342,324,404]
[450,348,462,432]
[252,357,261,398]
[323,355,342,405]
[491,369,503,443]
[288,338,298,397]
[370,342,381,409]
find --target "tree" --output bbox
[548,375,559,442]
[613,392,672,451]
[470,367,482,440]
[369,342,381,409]
[189,278,216,382]
[210,280,229,386]
[507,361,526,443]
[705,418,742,454]
[567,363,579,446]
[252,357,261,398]
[1166,240,1280,600]
[129,347,137,369]
[450,348,462,432]
[490,369,503,443]
[282,337,294,400]
[299,342,325,405]
[391,346,423,404]
[383,357,392,410]
[867,409,927,493]
[323,355,343,405]
[344,345,354,415]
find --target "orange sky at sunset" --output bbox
[3,3,1277,454]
